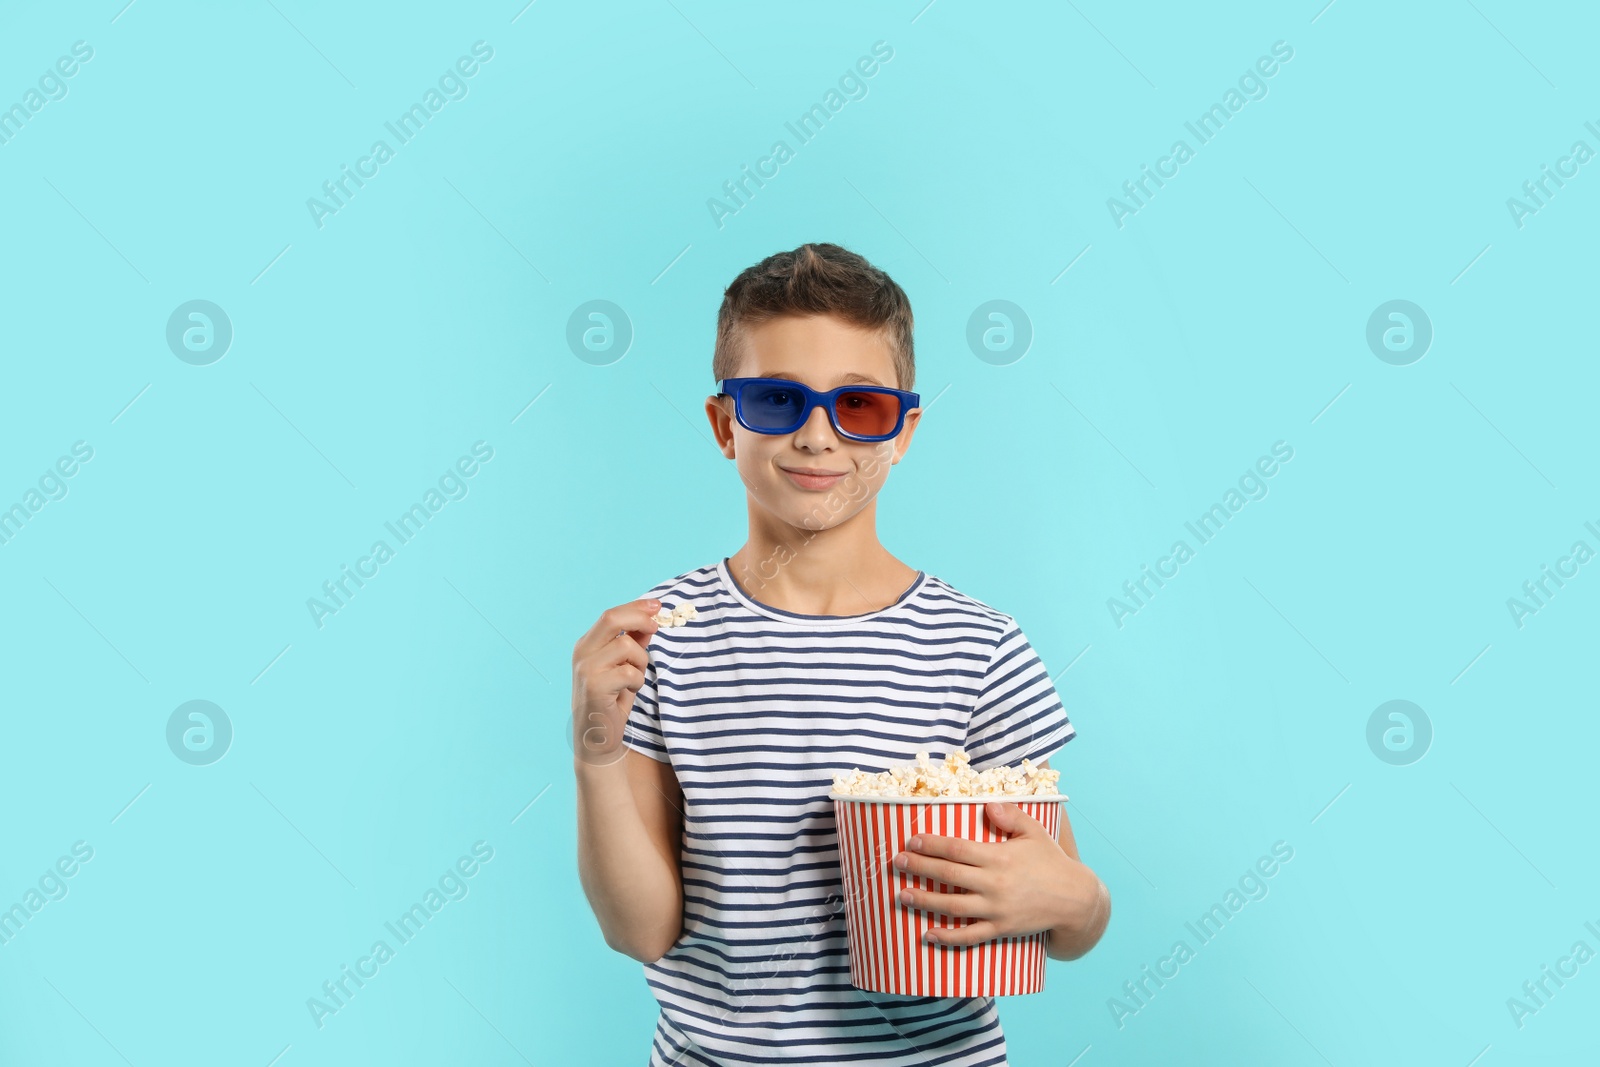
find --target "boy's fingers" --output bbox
[610,633,649,673]
[896,851,985,891]
[923,919,1000,947]
[906,833,978,865]
[600,661,645,696]
[622,623,658,653]
[898,885,984,919]
[581,600,660,656]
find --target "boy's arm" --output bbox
[575,748,685,963]
[570,598,684,964]
[1037,759,1112,961]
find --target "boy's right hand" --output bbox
[571,599,660,765]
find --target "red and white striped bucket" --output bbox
[829,792,1066,997]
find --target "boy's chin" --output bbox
[780,499,864,534]
[746,493,837,530]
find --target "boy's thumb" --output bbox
[985,801,1032,835]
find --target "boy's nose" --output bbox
[793,404,837,445]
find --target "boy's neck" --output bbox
[728,507,917,616]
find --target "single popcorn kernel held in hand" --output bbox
[655,603,698,627]
[830,749,1063,798]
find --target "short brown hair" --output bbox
[712,243,915,391]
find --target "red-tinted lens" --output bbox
[833,390,900,437]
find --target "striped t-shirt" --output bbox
[622,557,1076,1066]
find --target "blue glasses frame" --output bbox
[716,377,921,442]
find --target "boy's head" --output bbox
[711,242,914,391]
[705,243,922,535]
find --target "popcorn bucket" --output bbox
[828,792,1067,997]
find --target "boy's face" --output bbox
[705,313,921,533]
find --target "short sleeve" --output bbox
[963,620,1076,770]
[622,652,670,763]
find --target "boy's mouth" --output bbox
[779,464,847,490]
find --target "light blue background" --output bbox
[2,1,1596,1064]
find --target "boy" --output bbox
[573,243,1110,1065]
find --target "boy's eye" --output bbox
[752,388,796,409]
[754,390,799,412]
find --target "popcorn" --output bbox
[654,603,699,628]
[831,749,1062,798]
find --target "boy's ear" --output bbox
[705,395,736,459]
[889,409,922,464]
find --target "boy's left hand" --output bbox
[892,802,1101,946]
